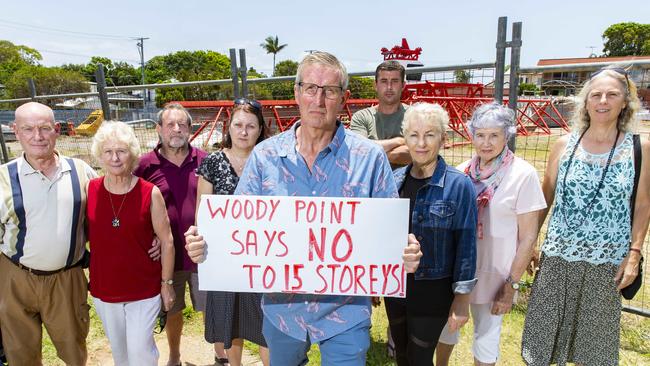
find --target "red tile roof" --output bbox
[537,56,650,66]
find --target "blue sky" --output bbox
[1,0,648,76]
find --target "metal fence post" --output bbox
[0,102,8,162]
[230,49,240,99]
[239,49,248,98]
[507,21,522,152]
[28,79,37,101]
[0,128,7,163]
[95,64,111,120]
[494,16,507,104]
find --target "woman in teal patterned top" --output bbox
[521,67,650,365]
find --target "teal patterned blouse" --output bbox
[542,132,634,265]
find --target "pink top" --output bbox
[458,157,546,304]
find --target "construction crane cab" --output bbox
[380,38,424,81]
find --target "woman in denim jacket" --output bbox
[387,102,478,366]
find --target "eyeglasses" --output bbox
[233,98,262,111]
[154,310,168,334]
[297,82,343,100]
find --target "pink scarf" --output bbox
[464,147,514,238]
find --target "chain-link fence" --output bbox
[1,21,649,319]
[440,126,650,318]
[0,95,160,168]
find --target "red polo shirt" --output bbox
[134,144,207,272]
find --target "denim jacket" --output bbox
[393,156,478,294]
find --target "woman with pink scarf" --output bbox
[436,103,546,366]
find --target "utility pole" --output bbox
[135,37,150,104]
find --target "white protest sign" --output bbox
[197,195,409,297]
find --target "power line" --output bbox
[37,49,141,64]
[0,18,134,40]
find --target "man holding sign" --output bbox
[186,51,421,366]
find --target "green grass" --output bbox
[41,295,649,365]
[297,295,649,365]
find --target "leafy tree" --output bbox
[274,60,298,77]
[263,60,299,100]
[260,36,287,75]
[244,67,273,100]
[155,87,184,107]
[267,81,295,100]
[246,67,266,78]
[0,40,42,84]
[518,82,539,96]
[110,61,140,86]
[0,40,41,66]
[4,66,88,100]
[349,77,376,99]
[145,50,231,83]
[64,57,140,86]
[84,56,114,80]
[454,69,471,83]
[145,50,232,106]
[602,22,650,56]
[61,63,86,75]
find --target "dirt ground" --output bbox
[87,334,263,366]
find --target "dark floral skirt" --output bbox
[521,255,621,366]
[204,291,267,349]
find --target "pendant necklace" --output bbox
[228,151,246,175]
[560,128,619,229]
[230,158,244,174]
[107,179,129,228]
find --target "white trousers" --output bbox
[93,294,161,366]
[438,303,504,363]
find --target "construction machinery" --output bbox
[75,110,104,136]
[176,38,569,146]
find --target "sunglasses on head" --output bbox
[233,98,262,111]
[590,67,629,79]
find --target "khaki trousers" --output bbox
[0,254,89,365]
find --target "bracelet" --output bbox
[630,248,642,254]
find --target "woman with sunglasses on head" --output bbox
[521,67,650,365]
[195,99,269,366]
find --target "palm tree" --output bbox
[260,36,287,76]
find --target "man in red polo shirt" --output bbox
[135,103,225,365]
